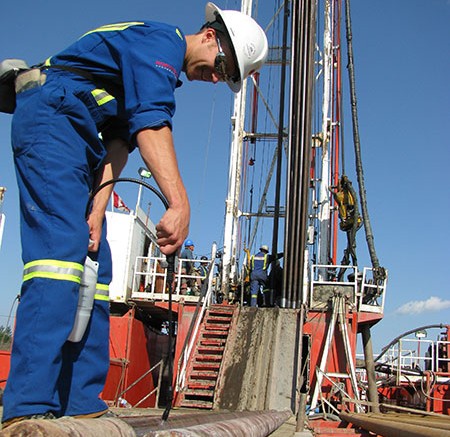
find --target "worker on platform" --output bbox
[249,245,283,307]
[2,3,268,429]
[180,238,196,292]
[197,256,209,281]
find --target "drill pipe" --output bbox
[340,412,450,437]
[0,410,292,437]
[0,417,135,437]
[144,409,292,436]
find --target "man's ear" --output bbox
[202,27,216,43]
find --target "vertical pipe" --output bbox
[295,304,307,431]
[317,0,333,272]
[361,325,380,413]
[296,392,308,432]
[282,0,317,308]
[331,0,342,265]
[270,0,290,290]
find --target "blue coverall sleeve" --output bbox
[118,27,186,143]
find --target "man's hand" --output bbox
[87,138,129,251]
[87,210,103,252]
[156,206,189,255]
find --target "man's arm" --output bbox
[136,126,190,255]
[87,138,129,252]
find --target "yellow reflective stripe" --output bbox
[176,28,184,41]
[23,259,83,284]
[94,283,109,301]
[81,22,145,37]
[95,294,110,301]
[24,259,83,271]
[251,255,268,270]
[96,283,109,291]
[91,89,114,106]
[23,259,83,283]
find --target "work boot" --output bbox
[1,412,57,429]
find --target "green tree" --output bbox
[0,325,12,349]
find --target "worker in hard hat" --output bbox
[180,239,196,293]
[197,256,209,281]
[249,245,283,307]
[2,3,268,429]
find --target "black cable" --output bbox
[375,324,446,362]
[86,177,176,422]
[161,254,175,422]
[344,0,385,284]
[86,177,168,216]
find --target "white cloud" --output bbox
[396,296,450,315]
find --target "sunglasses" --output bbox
[215,36,235,82]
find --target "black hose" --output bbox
[344,0,386,284]
[161,254,175,422]
[375,324,446,362]
[86,177,168,216]
[86,177,176,421]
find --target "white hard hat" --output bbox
[205,2,268,93]
[260,245,269,252]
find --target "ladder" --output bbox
[309,293,363,414]
[176,304,235,409]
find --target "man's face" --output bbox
[186,28,237,85]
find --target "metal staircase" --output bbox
[176,304,235,409]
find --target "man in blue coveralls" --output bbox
[249,245,283,307]
[2,2,268,428]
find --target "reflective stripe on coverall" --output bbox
[250,253,269,307]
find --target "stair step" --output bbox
[203,324,230,331]
[201,330,229,337]
[197,345,225,354]
[192,362,221,371]
[190,370,219,379]
[205,315,233,323]
[187,378,218,386]
[195,354,223,362]
[199,338,227,346]
[208,305,235,313]
[179,399,213,409]
[187,381,216,390]
[183,388,215,397]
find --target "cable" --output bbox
[344,0,385,283]
[86,177,168,215]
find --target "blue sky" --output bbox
[0,0,449,353]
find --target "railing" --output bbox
[112,358,164,408]
[175,244,218,394]
[309,264,387,314]
[130,250,218,303]
[378,338,450,384]
[357,267,387,314]
[309,264,358,309]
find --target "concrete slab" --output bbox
[215,307,301,412]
